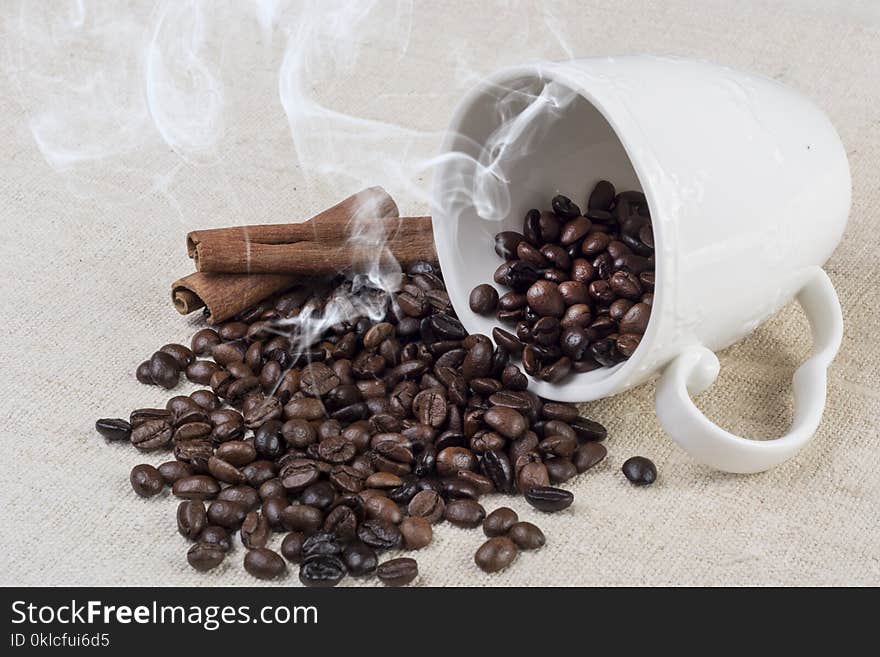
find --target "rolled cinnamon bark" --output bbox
[193,216,435,274]
[171,272,297,324]
[186,186,399,258]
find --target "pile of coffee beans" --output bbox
[470,180,655,383]
[97,254,657,586]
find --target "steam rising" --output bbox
[5,0,580,351]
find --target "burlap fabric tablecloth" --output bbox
[1,0,877,586]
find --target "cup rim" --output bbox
[431,60,664,402]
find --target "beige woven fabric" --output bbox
[1,0,878,587]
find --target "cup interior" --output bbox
[432,68,655,401]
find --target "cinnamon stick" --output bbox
[186,186,399,258]
[171,272,297,324]
[193,216,435,274]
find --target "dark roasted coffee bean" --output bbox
[217,485,260,511]
[622,456,657,485]
[187,542,225,572]
[130,464,163,498]
[524,486,574,512]
[148,351,180,389]
[299,554,345,587]
[516,461,550,492]
[571,416,607,442]
[199,525,231,552]
[551,194,580,219]
[509,521,545,550]
[545,457,578,484]
[336,542,376,579]
[526,280,564,318]
[281,504,324,534]
[483,406,527,439]
[482,449,515,493]
[244,548,286,580]
[323,505,358,541]
[588,338,619,367]
[561,216,591,245]
[436,446,477,478]
[95,418,131,441]
[177,500,207,540]
[495,231,525,259]
[483,507,518,537]
[301,531,344,558]
[475,536,518,573]
[160,343,195,369]
[588,180,615,210]
[207,500,248,529]
[574,442,607,473]
[215,441,256,467]
[190,389,219,411]
[130,419,172,451]
[240,512,270,549]
[136,360,153,384]
[400,516,432,550]
[444,499,485,528]
[357,519,403,551]
[158,461,193,484]
[538,356,571,382]
[281,532,306,563]
[172,475,220,500]
[616,333,642,358]
[407,490,445,524]
[185,360,220,385]
[377,557,418,586]
[469,284,499,315]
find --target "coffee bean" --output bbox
[526,280,565,318]
[517,461,550,492]
[148,351,180,389]
[191,328,221,356]
[187,543,225,572]
[508,521,545,550]
[561,216,591,245]
[482,449,515,493]
[436,446,477,477]
[483,507,518,537]
[280,532,305,563]
[130,464,164,498]
[301,531,344,558]
[469,284,499,314]
[545,458,578,484]
[135,360,153,384]
[198,525,231,551]
[551,194,580,219]
[207,500,248,529]
[281,504,324,534]
[377,557,419,586]
[475,536,518,573]
[484,407,527,439]
[240,511,270,549]
[244,548,286,580]
[130,419,172,451]
[159,343,195,369]
[571,416,608,441]
[524,486,573,512]
[299,554,345,587]
[408,490,445,524]
[588,180,615,210]
[400,516,432,550]
[622,456,657,485]
[158,461,193,484]
[172,475,220,500]
[342,542,378,577]
[444,499,485,528]
[357,519,403,551]
[177,500,207,540]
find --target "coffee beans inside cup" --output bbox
[471,181,655,383]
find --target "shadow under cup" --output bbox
[432,70,660,402]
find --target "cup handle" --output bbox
[654,269,843,473]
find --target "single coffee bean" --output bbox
[482,449,515,493]
[244,548,286,580]
[622,456,657,485]
[217,485,260,511]
[357,519,404,551]
[571,416,608,442]
[343,542,378,577]
[400,516,433,550]
[508,521,546,550]
[484,406,527,439]
[191,328,221,355]
[199,525,231,552]
[483,507,518,537]
[135,360,153,384]
[526,280,565,318]
[495,231,525,259]
[299,554,345,587]
[160,343,195,369]
[377,557,419,586]
[475,536,518,573]
[469,284,499,314]
[95,418,131,441]
[158,461,193,484]
[207,500,248,529]
[130,464,164,498]
[172,475,220,500]
[560,216,591,245]
[444,499,485,528]
[436,446,477,477]
[408,490,445,524]
[551,194,580,219]
[301,531,345,557]
[177,500,207,540]
[588,180,615,210]
[281,504,324,534]
[215,441,256,467]
[240,511,270,549]
[280,532,305,563]
[185,360,220,385]
[523,486,574,512]
[130,419,172,451]
[149,351,180,389]
[187,542,225,572]
[574,442,607,472]
[545,457,578,484]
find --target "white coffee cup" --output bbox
[430,56,848,474]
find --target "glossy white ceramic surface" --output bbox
[431,56,849,472]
